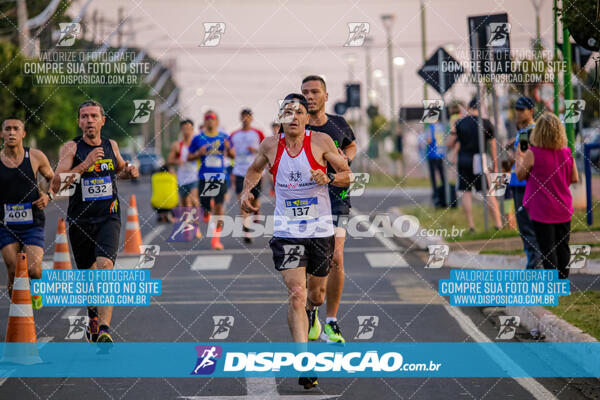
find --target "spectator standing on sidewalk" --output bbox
[516,112,578,279]
[508,97,542,269]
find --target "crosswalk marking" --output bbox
[365,252,408,268]
[191,255,232,271]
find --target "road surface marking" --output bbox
[191,255,232,271]
[365,252,408,268]
[143,225,166,244]
[61,308,82,319]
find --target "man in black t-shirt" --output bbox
[448,98,502,231]
[301,75,356,344]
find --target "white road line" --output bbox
[443,305,555,400]
[364,208,555,400]
[143,225,166,244]
[38,336,53,349]
[0,369,14,386]
[365,252,408,268]
[178,376,337,399]
[61,308,82,319]
[115,257,142,269]
[191,255,232,271]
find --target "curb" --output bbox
[388,206,599,343]
[505,305,597,342]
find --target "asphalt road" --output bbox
[0,177,597,399]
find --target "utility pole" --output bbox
[553,0,560,115]
[16,0,31,56]
[562,0,575,154]
[117,7,124,47]
[420,0,428,100]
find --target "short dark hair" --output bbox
[180,119,194,127]
[2,117,24,129]
[78,100,105,117]
[302,75,327,91]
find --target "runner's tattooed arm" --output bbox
[51,140,92,193]
[240,136,274,213]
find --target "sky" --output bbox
[71,0,559,135]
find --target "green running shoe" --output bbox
[320,320,345,343]
[307,308,321,341]
[97,329,113,343]
[31,295,42,310]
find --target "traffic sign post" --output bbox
[417,47,464,208]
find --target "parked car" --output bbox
[137,151,164,175]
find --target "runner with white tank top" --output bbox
[271,130,333,238]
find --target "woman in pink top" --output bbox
[516,112,579,279]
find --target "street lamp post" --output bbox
[381,14,398,176]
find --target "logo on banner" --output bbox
[169,208,199,242]
[130,100,155,124]
[496,316,520,340]
[344,22,370,47]
[420,100,444,123]
[210,316,234,340]
[487,22,511,47]
[137,245,160,268]
[563,100,585,123]
[567,245,591,269]
[487,173,510,197]
[57,23,81,47]
[65,316,89,340]
[425,245,449,269]
[354,316,379,339]
[191,345,222,375]
[200,23,225,47]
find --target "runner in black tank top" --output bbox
[301,76,357,345]
[0,118,54,307]
[52,101,139,343]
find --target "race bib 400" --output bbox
[4,203,33,225]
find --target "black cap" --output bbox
[515,96,534,110]
[281,93,309,113]
[241,108,252,115]
[468,98,479,109]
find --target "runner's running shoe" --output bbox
[321,320,345,343]
[298,376,318,389]
[97,328,113,343]
[307,308,321,341]
[86,316,99,342]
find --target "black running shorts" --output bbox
[269,236,335,277]
[68,216,121,268]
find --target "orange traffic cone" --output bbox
[2,253,41,364]
[53,218,72,269]
[124,194,143,254]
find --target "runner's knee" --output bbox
[288,285,306,309]
[308,286,325,307]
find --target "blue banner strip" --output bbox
[0,342,597,378]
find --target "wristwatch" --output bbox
[47,192,54,201]
[326,172,335,184]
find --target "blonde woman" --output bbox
[516,112,579,279]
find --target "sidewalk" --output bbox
[389,206,599,343]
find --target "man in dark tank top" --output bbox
[52,100,139,343]
[0,117,54,310]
